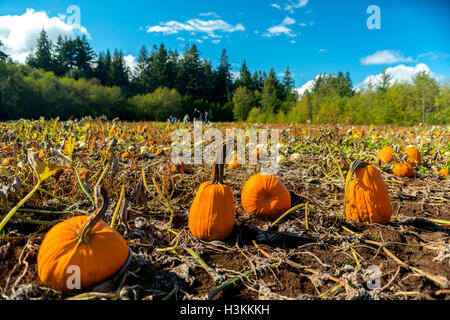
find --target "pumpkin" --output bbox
[403,146,421,167]
[2,157,12,166]
[37,186,130,292]
[376,146,394,164]
[171,162,186,173]
[393,162,414,177]
[241,173,291,219]
[345,160,392,225]
[439,168,449,177]
[228,154,242,170]
[120,151,132,159]
[188,141,234,241]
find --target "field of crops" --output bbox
[0,118,449,300]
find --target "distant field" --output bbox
[0,119,449,300]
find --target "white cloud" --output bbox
[211,39,221,44]
[282,16,296,25]
[124,54,137,73]
[199,12,220,18]
[417,51,450,60]
[355,63,437,91]
[318,48,327,52]
[0,8,89,63]
[298,22,307,27]
[296,74,326,96]
[146,18,245,38]
[360,50,414,65]
[284,0,309,14]
[263,16,297,38]
[290,40,296,44]
[270,3,282,10]
[176,37,185,41]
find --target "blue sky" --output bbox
[0,0,449,90]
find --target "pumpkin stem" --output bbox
[77,186,109,245]
[211,140,230,184]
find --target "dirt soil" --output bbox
[1,159,448,301]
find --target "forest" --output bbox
[0,29,448,124]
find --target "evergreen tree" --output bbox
[73,35,95,78]
[282,66,295,101]
[110,49,129,87]
[213,49,233,104]
[235,60,253,90]
[134,45,149,93]
[176,44,204,98]
[0,40,8,60]
[260,69,281,115]
[27,29,53,71]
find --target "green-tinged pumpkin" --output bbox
[37,186,130,292]
[345,160,392,225]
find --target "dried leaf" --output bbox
[28,151,62,182]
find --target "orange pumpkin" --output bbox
[37,186,130,292]
[171,162,186,173]
[2,157,13,166]
[120,151,132,159]
[376,146,394,164]
[393,162,414,177]
[403,146,421,167]
[241,173,291,219]
[439,168,449,177]
[188,141,234,241]
[345,160,392,225]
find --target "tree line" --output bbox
[0,29,448,124]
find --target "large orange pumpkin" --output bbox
[393,162,414,177]
[241,173,291,219]
[403,146,421,167]
[345,160,392,225]
[37,186,130,292]
[376,146,394,164]
[188,142,234,241]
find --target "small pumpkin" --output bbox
[241,173,291,219]
[171,162,186,173]
[376,146,394,164]
[439,168,449,177]
[345,160,392,225]
[188,141,234,241]
[120,151,133,159]
[2,157,13,166]
[393,162,414,177]
[403,146,421,167]
[37,186,130,292]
